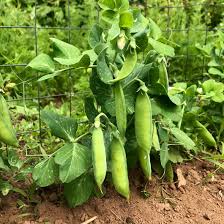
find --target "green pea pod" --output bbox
[111,136,130,200]
[110,50,137,83]
[152,123,160,151]
[135,90,153,152]
[165,161,174,183]
[0,94,18,146]
[92,124,107,192]
[158,60,169,91]
[114,82,127,139]
[194,120,216,147]
[138,147,151,180]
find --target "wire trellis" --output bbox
[0,0,223,149]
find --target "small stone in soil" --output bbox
[80,213,89,222]
[126,217,135,224]
[203,213,211,220]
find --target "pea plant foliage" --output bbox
[28,0,197,207]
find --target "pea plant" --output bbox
[27,0,197,207]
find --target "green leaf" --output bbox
[0,156,9,171]
[41,110,78,142]
[83,49,98,64]
[88,25,103,49]
[168,148,184,163]
[115,0,129,12]
[208,67,224,78]
[119,11,133,28]
[135,32,148,53]
[33,157,58,187]
[27,53,55,73]
[38,72,60,82]
[0,180,13,196]
[84,97,99,123]
[195,43,211,56]
[51,38,81,65]
[90,69,115,116]
[148,38,175,57]
[97,49,114,83]
[202,79,224,103]
[160,143,169,168]
[98,0,115,10]
[170,127,195,150]
[148,18,162,40]
[101,10,118,24]
[131,9,148,33]
[64,173,94,207]
[54,143,91,183]
[151,97,182,122]
[108,23,120,41]
[8,149,24,169]
[208,59,220,67]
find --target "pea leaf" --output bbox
[202,79,224,103]
[88,25,103,49]
[50,38,83,65]
[131,9,148,33]
[33,157,58,187]
[148,18,162,40]
[0,156,9,171]
[37,72,60,82]
[208,67,224,78]
[8,149,24,169]
[108,22,120,41]
[98,0,115,10]
[84,97,99,123]
[168,148,184,163]
[119,11,133,28]
[101,10,118,24]
[170,127,195,150]
[90,68,114,115]
[151,97,182,122]
[64,173,94,207]
[54,143,91,183]
[27,53,55,73]
[148,38,175,57]
[160,142,169,168]
[115,0,129,12]
[97,49,114,83]
[41,110,78,142]
[0,180,13,196]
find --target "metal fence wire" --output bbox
[0,0,223,152]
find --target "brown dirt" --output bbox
[0,160,224,224]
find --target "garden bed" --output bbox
[1,160,223,224]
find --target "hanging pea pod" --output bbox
[152,122,160,151]
[138,147,151,180]
[109,49,137,83]
[114,82,127,139]
[0,94,18,146]
[111,135,130,200]
[194,120,216,147]
[158,59,169,91]
[135,86,153,153]
[92,118,107,192]
[165,161,174,183]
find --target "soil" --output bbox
[0,160,223,224]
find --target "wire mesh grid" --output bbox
[0,0,223,154]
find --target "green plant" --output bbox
[28,0,200,207]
